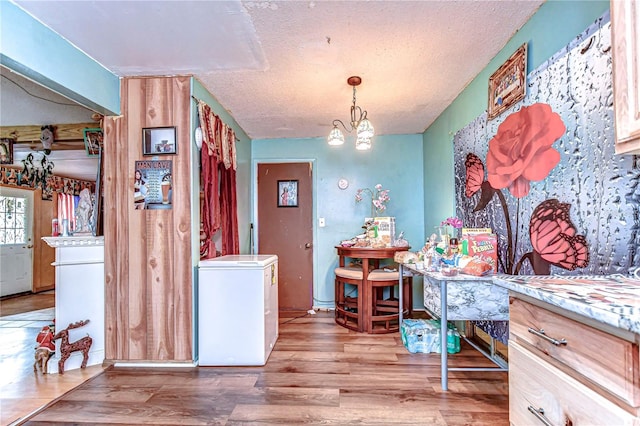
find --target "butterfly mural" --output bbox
[465,153,497,213]
[527,199,589,274]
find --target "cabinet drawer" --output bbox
[509,341,638,426]
[509,297,639,407]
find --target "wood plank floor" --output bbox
[16,311,509,425]
[0,292,106,425]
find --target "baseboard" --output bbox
[113,361,197,368]
[311,306,334,312]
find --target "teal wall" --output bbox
[0,1,120,115]
[192,79,252,255]
[253,134,425,309]
[422,0,610,233]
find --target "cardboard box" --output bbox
[462,233,498,272]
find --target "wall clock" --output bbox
[338,178,349,190]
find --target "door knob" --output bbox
[26,244,34,249]
[304,243,312,249]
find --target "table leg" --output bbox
[398,264,404,326]
[440,279,448,391]
[362,259,370,333]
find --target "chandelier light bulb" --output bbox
[327,126,345,146]
[357,118,374,139]
[356,135,372,150]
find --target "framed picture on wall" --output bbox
[83,128,103,157]
[488,43,528,120]
[277,180,298,207]
[0,138,14,164]
[143,126,177,155]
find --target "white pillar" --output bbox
[42,236,104,374]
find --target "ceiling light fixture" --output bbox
[327,76,374,150]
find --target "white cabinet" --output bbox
[611,0,640,154]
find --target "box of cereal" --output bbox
[462,231,498,272]
[374,217,396,247]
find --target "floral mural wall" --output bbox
[454,12,639,279]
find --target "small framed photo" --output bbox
[143,126,177,155]
[0,138,14,164]
[277,180,298,207]
[83,128,103,157]
[488,43,527,120]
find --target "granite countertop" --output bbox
[493,274,640,335]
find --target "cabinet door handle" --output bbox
[528,327,567,346]
[527,406,553,426]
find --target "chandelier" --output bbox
[327,76,374,150]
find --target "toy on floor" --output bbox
[53,319,92,375]
[34,322,55,375]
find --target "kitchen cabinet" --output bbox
[611,0,640,154]
[508,296,639,425]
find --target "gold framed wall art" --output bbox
[488,43,528,120]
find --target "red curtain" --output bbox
[219,126,239,255]
[197,100,239,259]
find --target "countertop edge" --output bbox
[492,275,640,335]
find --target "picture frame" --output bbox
[143,126,177,155]
[277,180,298,207]
[488,43,528,120]
[91,147,103,236]
[83,128,103,157]
[0,138,14,164]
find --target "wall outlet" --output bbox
[318,217,325,227]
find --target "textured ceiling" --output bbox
[11,0,544,140]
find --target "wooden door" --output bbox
[257,162,313,311]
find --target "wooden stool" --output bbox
[366,269,412,334]
[334,266,364,332]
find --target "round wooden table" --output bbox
[335,245,410,333]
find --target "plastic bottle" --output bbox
[447,329,455,354]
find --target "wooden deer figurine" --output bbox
[53,319,92,375]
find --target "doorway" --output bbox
[0,187,34,297]
[257,162,313,311]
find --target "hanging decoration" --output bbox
[0,164,94,200]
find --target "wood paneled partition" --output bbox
[32,189,55,293]
[104,76,193,362]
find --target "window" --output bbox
[0,195,27,245]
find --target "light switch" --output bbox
[318,217,326,227]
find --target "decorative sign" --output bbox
[134,160,172,210]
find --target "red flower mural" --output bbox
[486,103,565,198]
[462,104,589,275]
[526,198,589,274]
